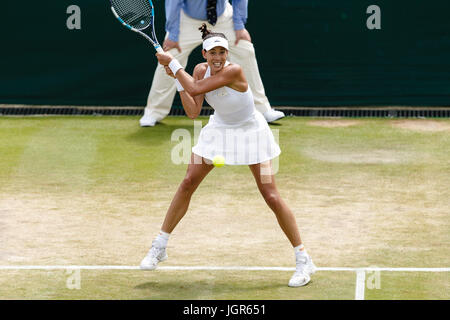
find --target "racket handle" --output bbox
[155,45,164,53]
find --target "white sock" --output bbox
[294,244,307,256]
[154,230,170,248]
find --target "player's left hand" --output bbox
[156,52,174,66]
[235,29,252,45]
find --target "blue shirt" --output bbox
[166,0,248,42]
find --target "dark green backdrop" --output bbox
[1,0,449,106]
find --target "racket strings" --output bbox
[111,0,153,30]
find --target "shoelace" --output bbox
[295,256,309,273]
[148,247,158,258]
[148,241,164,258]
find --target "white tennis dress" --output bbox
[192,62,281,165]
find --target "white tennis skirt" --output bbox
[192,111,281,165]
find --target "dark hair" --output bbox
[198,23,227,41]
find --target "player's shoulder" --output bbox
[223,62,242,75]
[219,63,243,81]
[193,63,209,78]
[193,62,242,79]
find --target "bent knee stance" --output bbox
[262,192,281,209]
[179,176,199,194]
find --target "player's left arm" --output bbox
[156,51,245,94]
[176,65,242,96]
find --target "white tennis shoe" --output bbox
[288,253,317,287]
[140,242,168,270]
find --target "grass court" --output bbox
[0,115,449,299]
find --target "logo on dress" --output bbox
[216,88,228,97]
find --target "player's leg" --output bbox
[248,161,316,286]
[140,153,214,269]
[160,154,214,233]
[248,161,302,246]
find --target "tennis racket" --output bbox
[110,0,163,53]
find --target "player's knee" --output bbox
[179,176,197,193]
[263,192,280,208]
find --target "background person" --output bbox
[140,0,285,127]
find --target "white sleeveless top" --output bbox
[191,61,281,165]
[203,61,256,124]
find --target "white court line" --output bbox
[355,270,366,300]
[2,265,448,300]
[0,265,449,271]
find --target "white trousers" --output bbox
[145,3,272,121]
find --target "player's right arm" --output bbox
[176,63,207,119]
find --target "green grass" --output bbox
[0,270,355,300]
[0,116,449,299]
[364,272,449,300]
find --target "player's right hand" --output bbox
[164,66,175,78]
[156,51,174,66]
[163,39,182,53]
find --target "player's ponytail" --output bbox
[199,23,227,40]
[199,23,211,40]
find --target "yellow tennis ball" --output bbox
[212,155,225,167]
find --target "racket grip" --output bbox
[155,46,164,53]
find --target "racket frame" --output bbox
[110,1,164,53]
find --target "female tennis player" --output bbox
[140,24,316,287]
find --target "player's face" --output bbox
[204,46,228,72]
